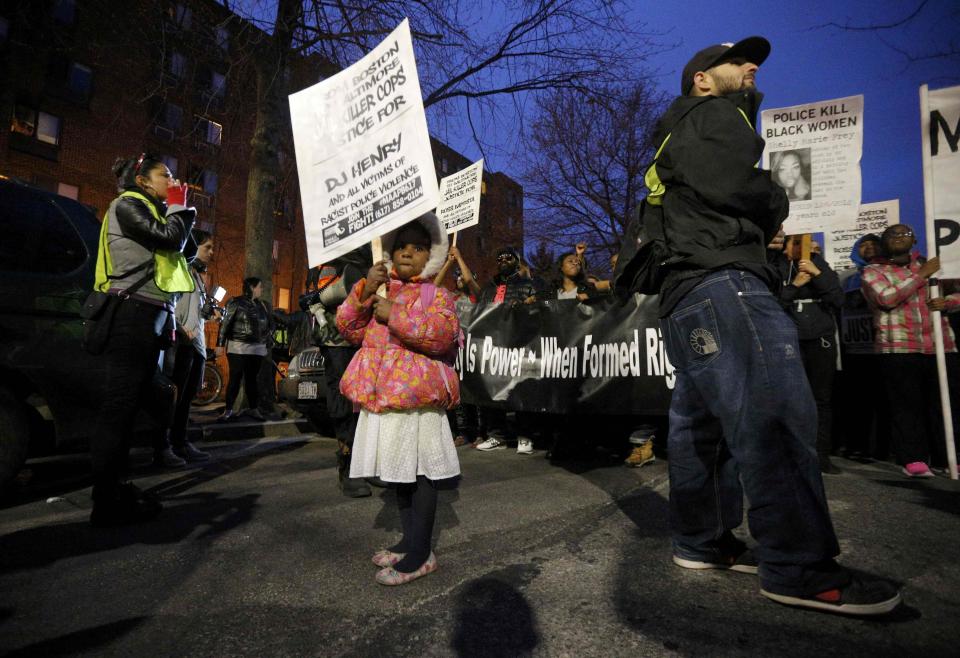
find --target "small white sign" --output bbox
[437,159,484,234]
[825,200,898,271]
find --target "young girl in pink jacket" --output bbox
[336,212,460,585]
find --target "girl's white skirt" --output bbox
[349,408,461,483]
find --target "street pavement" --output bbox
[1,430,958,657]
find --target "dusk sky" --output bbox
[430,0,959,253]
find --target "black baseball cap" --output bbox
[680,36,770,95]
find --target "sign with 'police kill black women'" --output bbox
[454,296,674,415]
[289,19,439,267]
[761,95,864,235]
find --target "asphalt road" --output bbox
[1,434,958,657]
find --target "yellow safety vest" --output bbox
[94,191,195,294]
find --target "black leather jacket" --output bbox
[478,271,543,305]
[217,296,270,346]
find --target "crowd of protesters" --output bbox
[78,35,960,616]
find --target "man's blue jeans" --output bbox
[661,270,846,596]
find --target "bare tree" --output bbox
[224,0,661,298]
[521,81,666,267]
[526,240,557,282]
[812,0,960,65]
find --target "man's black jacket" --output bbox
[653,91,790,313]
[478,271,542,305]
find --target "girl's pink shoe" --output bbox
[375,553,437,586]
[902,461,934,478]
[372,549,404,568]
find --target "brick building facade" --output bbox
[0,0,523,311]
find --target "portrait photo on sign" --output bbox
[770,148,812,202]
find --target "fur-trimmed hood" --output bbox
[379,212,448,279]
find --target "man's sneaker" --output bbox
[761,575,902,616]
[902,461,934,478]
[673,548,759,575]
[624,442,655,468]
[476,437,507,451]
[517,438,534,454]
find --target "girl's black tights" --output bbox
[389,475,438,572]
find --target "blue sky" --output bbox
[433,0,959,252]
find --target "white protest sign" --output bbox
[825,200,898,271]
[922,84,960,277]
[437,159,484,235]
[289,19,439,267]
[761,95,864,234]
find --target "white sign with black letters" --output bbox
[761,95,864,235]
[923,84,960,277]
[289,19,439,267]
[825,200,898,272]
[437,159,483,234]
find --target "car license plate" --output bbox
[298,381,318,400]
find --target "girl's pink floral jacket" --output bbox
[335,278,460,413]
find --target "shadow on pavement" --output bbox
[0,440,316,573]
[0,490,260,573]
[449,562,541,657]
[870,477,960,518]
[5,617,149,657]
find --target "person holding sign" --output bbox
[861,224,960,478]
[773,235,844,474]
[335,212,460,585]
[629,36,901,615]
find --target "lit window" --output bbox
[52,0,75,24]
[161,155,178,177]
[0,16,9,42]
[37,112,61,145]
[169,51,186,78]
[440,158,449,173]
[57,182,79,199]
[278,287,291,311]
[11,105,35,137]
[67,62,92,95]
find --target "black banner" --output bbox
[454,295,674,415]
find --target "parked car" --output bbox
[0,178,164,490]
[277,346,328,429]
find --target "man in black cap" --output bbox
[474,245,542,453]
[634,37,901,615]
